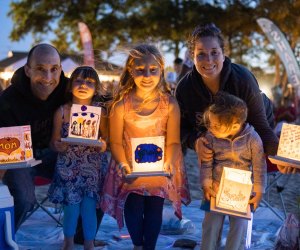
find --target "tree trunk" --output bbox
[274,55,281,85]
[174,41,180,58]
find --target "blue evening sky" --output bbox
[0,0,182,67]
[0,0,38,60]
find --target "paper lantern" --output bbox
[126,136,169,178]
[0,125,41,169]
[269,123,300,168]
[61,104,102,146]
[210,167,252,219]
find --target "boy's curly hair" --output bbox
[203,92,248,129]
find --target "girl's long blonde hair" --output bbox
[110,44,170,112]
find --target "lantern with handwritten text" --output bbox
[211,167,252,219]
[269,123,300,168]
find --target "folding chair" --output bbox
[24,176,62,226]
[260,157,287,221]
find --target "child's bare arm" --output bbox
[97,108,108,152]
[110,101,131,174]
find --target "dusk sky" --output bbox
[0,1,36,60]
[0,0,183,67]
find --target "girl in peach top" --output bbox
[101,44,190,250]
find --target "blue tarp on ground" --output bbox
[15,200,284,250]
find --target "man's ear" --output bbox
[24,64,31,78]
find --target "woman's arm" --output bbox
[240,71,279,155]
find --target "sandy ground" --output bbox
[37,148,300,216]
[16,149,299,249]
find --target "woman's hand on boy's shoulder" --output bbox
[196,137,213,163]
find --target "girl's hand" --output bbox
[97,138,107,153]
[195,137,213,163]
[118,162,132,177]
[163,161,175,177]
[53,140,68,153]
[249,192,263,211]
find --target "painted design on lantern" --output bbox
[134,144,163,163]
[131,136,165,173]
[0,125,33,163]
[216,167,252,214]
[69,104,101,140]
[0,137,21,155]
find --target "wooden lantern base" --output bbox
[210,197,252,220]
[61,137,103,147]
[126,171,170,178]
[268,155,300,169]
[0,159,42,170]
